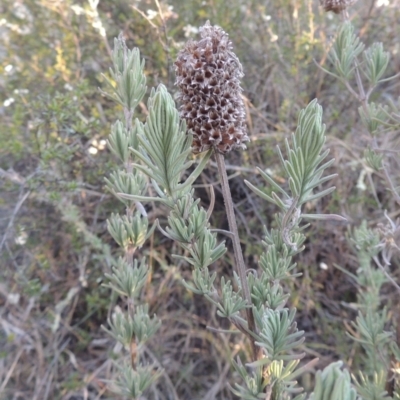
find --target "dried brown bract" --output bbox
[320,0,357,13]
[175,21,249,154]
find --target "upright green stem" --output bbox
[341,11,400,207]
[340,12,400,391]
[214,150,257,359]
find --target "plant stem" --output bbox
[341,11,400,206]
[214,150,257,359]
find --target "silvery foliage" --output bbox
[101,29,399,398]
[101,35,162,397]
[320,19,400,400]
[109,49,336,398]
[103,35,339,399]
[309,362,357,400]
[321,22,400,177]
[341,221,400,400]
[238,99,347,400]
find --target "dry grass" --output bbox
[1,0,400,398]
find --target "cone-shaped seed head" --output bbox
[175,21,249,154]
[320,0,357,13]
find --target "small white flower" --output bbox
[319,262,328,270]
[8,293,20,305]
[376,0,389,6]
[183,24,199,38]
[146,9,158,20]
[98,139,107,150]
[70,4,85,15]
[4,97,15,107]
[88,146,98,155]
[14,89,29,94]
[15,231,28,245]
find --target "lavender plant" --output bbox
[318,1,400,398]
[101,36,162,397]
[102,14,398,399]
[173,23,343,399]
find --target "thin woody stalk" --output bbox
[174,22,257,358]
[215,150,257,359]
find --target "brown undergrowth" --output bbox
[1,0,399,398]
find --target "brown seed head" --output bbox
[320,0,357,13]
[175,21,249,154]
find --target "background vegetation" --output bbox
[1,0,399,398]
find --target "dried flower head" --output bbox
[175,21,249,154]
[320,0,357,13]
